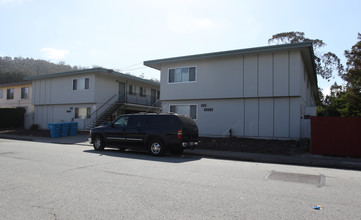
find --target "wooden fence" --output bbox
[311,116,361,157]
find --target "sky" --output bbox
[1,0,360,95]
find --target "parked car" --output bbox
[88,113,199,156]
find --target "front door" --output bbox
[118,82,125,102]
[151,89,156,105]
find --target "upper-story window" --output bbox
[140,87,146,97]
[6,88,14,100]
[169,67,196,83]
[0,89,3,98]
[21,87,29,99]
[129,85,136,95]
[73,78,90,91]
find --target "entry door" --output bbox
[118,82,125,102]
[151,89,156,105]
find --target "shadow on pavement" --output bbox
[83,149,202,164]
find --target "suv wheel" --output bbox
[93,135,105,151]
[149,139,165,156]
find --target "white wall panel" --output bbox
[258,53,273,97]
[259,98,274,137]
[290,51,301,96]
[244,55,258,97]
[274,52,289,96]
[290,98,301,138]
[274,98,290,137]
[245,99,258,136]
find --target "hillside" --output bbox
[0,56,81,84]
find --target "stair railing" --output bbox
[83,94,117,129]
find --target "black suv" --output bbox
[88,113,199,156]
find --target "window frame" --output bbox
[73,77,90,91]
[21,87,29,99]
[168,66,197,84]
[6,88,14,100]
[169,104,198,120]
[129,85,136,95]
[140,87,146,97]
[74,107,91,119]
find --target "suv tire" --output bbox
[93,135,105,151]
[148,139,165,156]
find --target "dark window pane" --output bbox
[87,107,91,118]
[189,67,196,81]
[169,69,175,83]
[170,105,176,113]
[85,78,89,89]
[190,105,197,119]
[73,79,77,90]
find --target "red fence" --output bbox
[311,117,361,157]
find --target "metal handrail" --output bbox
[83,94,117,129]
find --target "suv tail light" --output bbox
[177,130,183,139]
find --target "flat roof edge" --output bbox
[144,42,313,69]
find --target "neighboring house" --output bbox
[0,81,34,128]
[144,42,318,139]
[24,68,160,130]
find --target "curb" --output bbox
[1,134,361,171]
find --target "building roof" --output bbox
[24,68,160,86]
[144,42,319,103]
[0,81,32,87]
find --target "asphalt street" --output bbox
[1,138,361,219]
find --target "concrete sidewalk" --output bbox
[1,133,361,171]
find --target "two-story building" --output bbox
[0,81,34,128]
[144,42,319,139]
[25,68,160,130]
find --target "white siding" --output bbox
[273,52,289,96]
[259,98,273,137]
[258,53,273,97]
[244,99,258,136]
[274,98,290,137]
[244,55,258,97]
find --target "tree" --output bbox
[317,33,361,117]
[268,31,343,81]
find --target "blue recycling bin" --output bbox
[60,123,70,137]
[69,122,78,136]
[48,123,61,138]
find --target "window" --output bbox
[0,89,3,98]
[7,88,14,100]
[114,116,129,127]
[75,107,91,119]
[73,78,90,91]
[140,87,146,97]
[21,87,29,99]
[129,85,136,95]
[170,104,197,119]
[169,67,196,83]
[85,78,89,89]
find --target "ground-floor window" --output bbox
[169,104,197,119]
[75,107,91,119]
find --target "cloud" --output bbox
[41,48,70,60]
